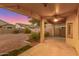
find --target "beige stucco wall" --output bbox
[66,10,79,55]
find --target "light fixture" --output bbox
[53,18,58,22]
[42,3,48,7]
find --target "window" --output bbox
[67,23,73,38]
[7,27,12,29]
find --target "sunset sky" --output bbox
[0,8,29,24]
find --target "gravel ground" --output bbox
[0,34,30,55]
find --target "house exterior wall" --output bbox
[0,25,15,34]
[54,24,66,37]
[45,24,54,36]
[66,9,79,55]
[45,23,65,37]
[15,23,27,29]
[2,25,15,30]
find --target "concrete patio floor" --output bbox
[19,38,77,56]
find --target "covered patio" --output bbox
[0,3,79,56]
[19,38,77,56]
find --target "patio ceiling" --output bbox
[0,3,78,21]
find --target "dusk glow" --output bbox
[0,8,29,24]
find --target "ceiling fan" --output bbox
[52,4,64,21]
[52,4,77,20]
[45,3,68,24]
[42,3,64,19]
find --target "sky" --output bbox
[0,8,30,24]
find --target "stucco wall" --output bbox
[66,11,79,55]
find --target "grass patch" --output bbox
[1,45,32,56]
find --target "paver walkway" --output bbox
[19,39,77,56]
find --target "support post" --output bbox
[40,18,45,43]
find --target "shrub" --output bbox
[12,29,20,34]
[30,32,40,42]
[24,27,31,34]
[45,32,50,37]
[29,32,50,42]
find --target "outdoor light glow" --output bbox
[53,18,58,22]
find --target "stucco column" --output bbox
[40,17,45,43]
